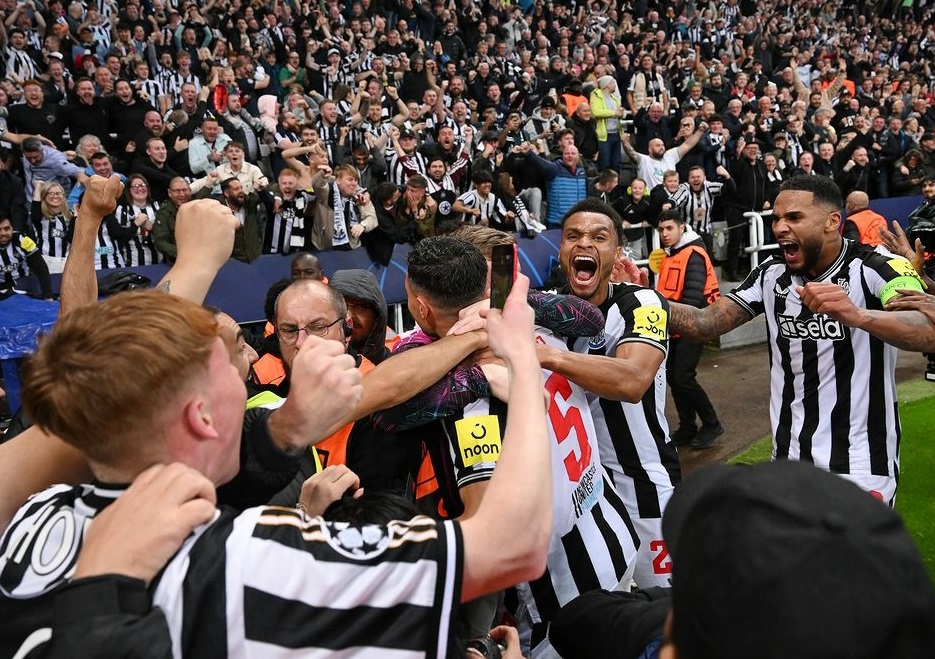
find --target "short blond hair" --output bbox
[23,291,218,465]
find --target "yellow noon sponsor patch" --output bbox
[631,306,667,341]
[887,258,921,280]
[455,415,502,468]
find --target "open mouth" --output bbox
[571,255,598,286]
[778,240,800,261]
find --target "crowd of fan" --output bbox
[1,0,935,284]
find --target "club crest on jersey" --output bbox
[777,313,846,341]
[587,329,606,350]
[836,278,851,295]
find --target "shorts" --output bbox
[837,472,897,508]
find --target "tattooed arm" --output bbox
[668,298,753,342]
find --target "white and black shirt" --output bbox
[439,329,639,624]
[670,180,724,236]
[725,242,925,477]
[454,189,508,225]
[0,483,463,659]
[114,201,161,266]
[568,283,681,519]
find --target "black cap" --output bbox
[481,130,499,142]
[541,96,556,108]
[399,127,417,139]
[663,461,935,659]
[922,132,935,141]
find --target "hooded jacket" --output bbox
[329,269,390,365]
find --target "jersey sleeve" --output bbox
[866,252,926,305]
[442,399,505,490]
[724,261,773,317]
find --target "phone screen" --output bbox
[489,244,517,310]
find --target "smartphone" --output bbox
[489,243,518,310]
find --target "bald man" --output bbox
[843,191,886,247]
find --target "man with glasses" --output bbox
[152,175,214,262]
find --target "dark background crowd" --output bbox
[1,0,935,282]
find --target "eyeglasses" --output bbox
[277,317,343,343]
[45,191,64,197]
[130,183,148,189]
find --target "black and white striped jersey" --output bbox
[133,78,166,110]
[165,72,201,107]
[454,189,508,225]
[31,211,70,259]
[89,222,125,270]
[389,149,429,186]
[670,181,724,236]
[0,483,463,659]
[4,47,38,82]
[567,283,681,519]
[0,232,39,290]
[316,118,343,165]
[725,242,926,477]
[114,202,161,266]
[440,329,639,624]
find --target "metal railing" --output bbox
[743,210,777,270]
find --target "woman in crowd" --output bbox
[110,174,162,266]
[30,180,71,273]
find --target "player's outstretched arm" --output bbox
[459,274,551,602]
[59,174,123,317]
[667,297,753,343]
[156,199,239,304]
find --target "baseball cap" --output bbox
[481,130,499,142]
[663,461,935,659]
[399,127,417,139]
[541,96,556,108]
[922,132,935,141]
[327,48,341,57]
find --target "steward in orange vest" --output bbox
[843,191,886,247]
[656,210,724,450]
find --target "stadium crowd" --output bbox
[2,0,935,286]
[3,0,935,658]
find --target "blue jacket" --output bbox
[526,152,588,225]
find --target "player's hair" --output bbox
[407,236,488,314]
[560,198,625,245]
[449,225,516,259]
[779,174,843,210]
[22,292,218,464]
